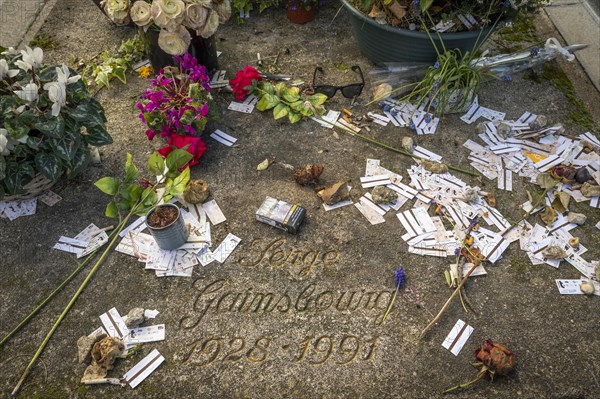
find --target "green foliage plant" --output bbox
[250,80,327,123]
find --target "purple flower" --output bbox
[454,248,460,256]
[383,104,391,112]
[530,47,540,57]
[409,122,416,130]
[502,75,512,82]
[424,115,432,123]
[431,99,438,107]
[432,80,441,89]
[145,129,157,140]
[434,61,440,69]
[394,267,406,289]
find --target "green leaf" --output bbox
[34,152,63,181]
[259,82,275,95]
[105,201,119,218]
[166,148,193,172]
[4,118,30,140]
[282,88,300,103]
[141,187,158,208]
[536,173,559,189]
[96,72,110,88]
[3,162,35,195]
[69,146,91,176]
[113,66,127,84]
[273,103,289,120]
[274,82,287,97]
[68,101,106,127]
[95,176,120,195]
[33,116,65,139]
[0,156,5,181]
[300,104,313,117]
[48,131,80,161]
[85,125,113,147]
[289,100,303,111]
[148,152,165,176]
[288,111,302,123]
[169,167,190,196]
[256,93,279,111]
[120,183,143,203]
[307,93,327,106]
[124,153,139,184]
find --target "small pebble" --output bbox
[567,212,587,225]
[575,167,592,184]
[401,136,414,153]
[580,281,595,295]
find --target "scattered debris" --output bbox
[401,136,414,152]
[183,179,210,204]
[81,336,125,383]
[125,308,145,328]
[293,163,324,186]
[317,182,351,205]
[210,129,238,146]
[567,212,587,225]
[256,158,271,171]
[580,281,595,295]
[419,159,448,174]
[371,185,398,204]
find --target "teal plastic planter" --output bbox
[341,0,494,64]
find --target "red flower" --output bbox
[229,65,262,101]
[157,134,207,169]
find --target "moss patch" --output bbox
[494,13,540,53]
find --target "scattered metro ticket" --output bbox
[122,349,165,389]
[210,129,237,146]
[442,319,474,356]
[99,307,129,339]
[38,190,62,206]
[212,233,241,263]
[554,279,600,295]
[202,200,226,225]
[125,324,166,345]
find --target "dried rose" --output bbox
[151,0,186,30]
[215,0,232,24]
[445,339,515,393]
[184,3,209,30]
[158,26,191,55]
[293,164,324,186]
[549,164,576,182]
[475,339,515,376]
[197,9,219,38]
[131,1,153,27]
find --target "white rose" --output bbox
[102,0,130,25]
[131,1,153,26]
[151,0,186,30]
[0,59,19,80]
[158,27,191,55]
[43,81,67,117]
[197,9,218,38]
[14,82,39,103]
[183,3,208,29]
[0,128,15,156]
[215,0,231,24]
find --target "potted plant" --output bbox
[137,52,216,168]
[146,203,188,249]
[98,0,233,71]
[287,0,318,24]
[341,0,542,63]
[0,46,112,199]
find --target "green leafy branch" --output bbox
[250,81,328,123]
[10,150,192,396]
[74,34,145,89]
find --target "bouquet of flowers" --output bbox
[353,0,545,32]
[101,0,232,55]
[137,52,215,168]
[0,46,112,197]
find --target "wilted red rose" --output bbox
[157,134,206,169]
[475,339,515,376]
[229,65,262,101]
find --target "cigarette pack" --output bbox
[256,196,306,234]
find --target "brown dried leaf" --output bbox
[317,182,350,205]
[551,192,570,214]
[387,1,406,19]
[536,173,559,189]
[540,206,558,227]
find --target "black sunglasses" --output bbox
[312,65,364,99]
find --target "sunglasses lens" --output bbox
[314,85,337,98]
[341,84,363,99]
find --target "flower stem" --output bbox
[10,216,130,397]
[0,246,102,349]
[382,286,399,322]
[444,369,487,393]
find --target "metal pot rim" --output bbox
[146,203,181,231]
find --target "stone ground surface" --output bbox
[1,1,600,398]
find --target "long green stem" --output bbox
[10,217,130,397]
[333,125,479,177]
[382,286,399,322]
[0,246,102,349]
